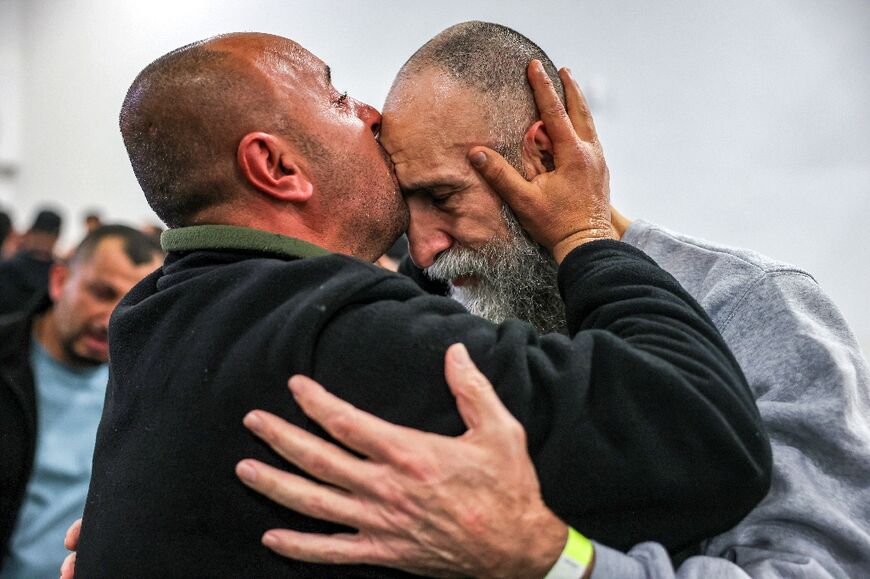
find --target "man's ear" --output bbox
[237,132,314,203]
[521,120,555,177]
[47,263,69,304]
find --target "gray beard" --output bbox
[424,205,567,334]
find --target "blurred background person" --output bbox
[82,211,101,233]
[0,224,163,579]
[0,208,62,316]
[139,222,164,245]
[0,209,14,258]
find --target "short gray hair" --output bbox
[391,21,565,166]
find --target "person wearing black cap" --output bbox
[0,208,63,316]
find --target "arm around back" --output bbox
[313,239,771,553]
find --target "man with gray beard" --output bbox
[425,203,564,334]
[228,21,870,579]
[381,22,584,337]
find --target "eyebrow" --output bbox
[324,65,332,84]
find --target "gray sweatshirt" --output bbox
[590,221,870,579]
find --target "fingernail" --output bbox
[288,376,306,397]
[534,60,545,74]
[566,67,574,77]
[452,343,471,367]
[469,151,486,168]
[262,532,279,547]
[237,461,258,483]
[243,411,263,433]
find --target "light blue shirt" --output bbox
[0,340,108,579]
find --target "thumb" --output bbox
[64,518,82,551]
[444,343,514,434]
[468,146,534,213]
[60,552,76,579]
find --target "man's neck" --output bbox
[32,311,74,367]
[191,203,343,257]
[610,206,632,240]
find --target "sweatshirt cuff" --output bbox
[590,541,672,579]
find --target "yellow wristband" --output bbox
[543,527,593,579]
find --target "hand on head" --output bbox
[469,60,613,263]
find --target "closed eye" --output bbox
[334,91,349,108]
[431,193,453,207]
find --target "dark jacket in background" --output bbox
[0,302,46,566]
[76,227,771,578]
[0,254,53,316]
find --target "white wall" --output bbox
[0,0,22,207]
[6,0,870,351]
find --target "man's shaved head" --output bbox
[382,22,568,333]
[389,21,564,165]
[120,33,325,227]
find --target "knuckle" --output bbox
[306,452,333,477]
[327,411,354,441]
[544,104,567,119]
[463,371,489,391]
[353,534,386,566]
[373,479,404,510]
[304,492,330,518]
[391,450,427,479]
[511,423,529,447]
[487,163,506,184]
[369,477,395,502]
[502,416,527,444]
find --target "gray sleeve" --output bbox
[705,270,870,578]
[591,542,751,579]
[593,270,870,579]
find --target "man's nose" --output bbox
[354,99,382,138]
[406,207,452,269]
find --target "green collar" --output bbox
[160,225,330,260]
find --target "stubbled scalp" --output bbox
[119,33,316,228]
[387,21,565,166]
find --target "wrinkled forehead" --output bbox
[381,69,492,174]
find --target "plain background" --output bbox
[0,0,868,352]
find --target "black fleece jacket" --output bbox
[76,227,770,578]
[0,301,46,566]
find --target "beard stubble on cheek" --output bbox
[358,151,408,257]
[319,141,407,259]
[62,330,108,367]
